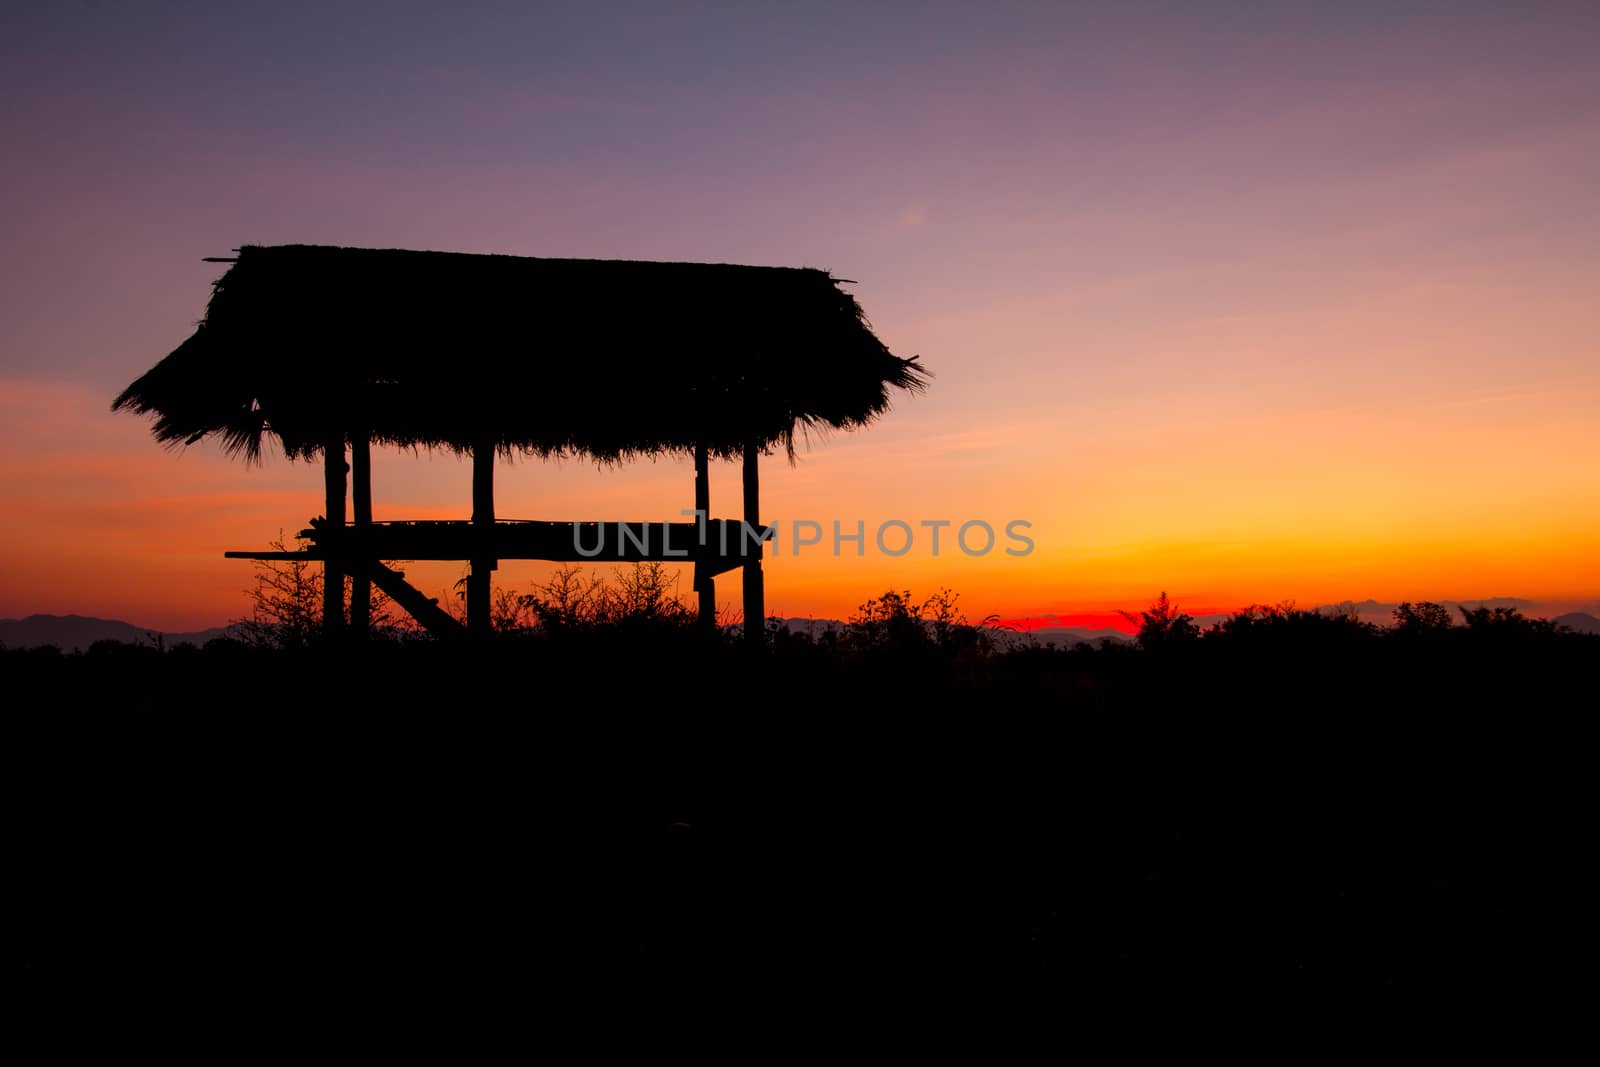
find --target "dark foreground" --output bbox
[6,621,1591,1018]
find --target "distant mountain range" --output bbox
[0,614,236,652]
[776,617,1135,646]
[784,603,1600,642]
[1314,599,1600,633]
[4,606,1595,651]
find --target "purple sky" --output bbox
[3,2,1598,627]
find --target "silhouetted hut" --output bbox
[115,244,927,641]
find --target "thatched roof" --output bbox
[113,244,927,462]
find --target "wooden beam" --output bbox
[743,441,763,646]
[231,546,465,640]
[344,558,465,642]
[287,519,759,568]
[694,444,715,628]
[469,437,495,636]
[349,430,372,638]
[322,435,346,637]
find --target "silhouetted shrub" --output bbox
[1118,591,1198,651]
[1393,601,1453,633]
[844,587,997,660]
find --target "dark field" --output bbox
[7,615,1590,1011]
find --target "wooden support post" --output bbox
[349,430,372,639]
[469,437,495,637]
[322,434,347,637]
[742,440,764,646]
[694,443,715,628]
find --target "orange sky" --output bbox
[3,5,1598,629]
[3,363,1595,631]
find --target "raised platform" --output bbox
[226,518,766,577]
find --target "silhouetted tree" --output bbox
[1457,605,1561,634]
[492,563,698,635]
[1119,591,1198,651]
[840,588,997,657]
[1393,601,1453,633]
[1205,601,1376,648]
[847,589,926,650]
[234,532,397,648]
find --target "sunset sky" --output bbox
[3,2,1597,631]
